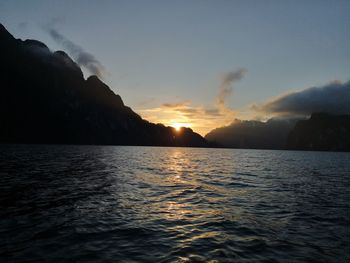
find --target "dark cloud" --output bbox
[254,80,350,116]
[217,68,247,107]
[47,28,105,78]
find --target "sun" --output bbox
[172,123,183,132]
[171,122,193,132]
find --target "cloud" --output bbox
[138,69,248,135]
[138,99,236,136]
[216,68,247,107]
[254,80,350,116]
[161,100,191,108]
[47,28,105,78]
[204,108,222,116]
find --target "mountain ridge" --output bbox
[205,118,298,150]
[286,112,350,151]
[0,23,209,147]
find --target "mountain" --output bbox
[287,113,350,151]
[205,118,298,149]
[0,24,208,147]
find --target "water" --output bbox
[1,145,350,262]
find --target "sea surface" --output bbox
[0,145,350,262]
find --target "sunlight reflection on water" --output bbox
[1,145,350,262]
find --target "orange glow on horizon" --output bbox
[138,103,252,136]
[171,122,190,132]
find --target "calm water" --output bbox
[1,145,350,262]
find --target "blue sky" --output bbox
[1,0,349,134]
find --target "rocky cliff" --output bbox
[0,24,208,147]
[287,113,350,151]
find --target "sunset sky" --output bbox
[1,0,350,135]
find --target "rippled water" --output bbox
[1,145,350,262]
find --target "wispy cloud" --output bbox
[138,69,247,135]
[216,68,247,108]
[161,100,191,108]
[253,80,350,116]
[139,101,234,136]
[46,27,106,78]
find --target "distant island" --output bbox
[1,24,349,151]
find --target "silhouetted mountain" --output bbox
[287,113,350,151]
[0,24,208,147]
[205,118,298,149]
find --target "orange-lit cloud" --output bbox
[138,101,235,136]
[161,100,191,108]
[137,69,247,136]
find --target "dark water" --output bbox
[1,145,350,262]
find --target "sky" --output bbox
[1,0,350,135]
